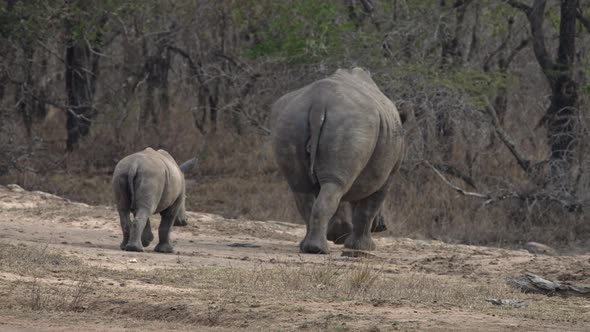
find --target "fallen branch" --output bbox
[507,272,590,298]
[425,160,580,209]
[424,161,490,200]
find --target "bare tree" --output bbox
[503,0,587,177]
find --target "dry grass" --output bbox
[1,241,589,331]
[0,237,590,331]
[0,243,96,312]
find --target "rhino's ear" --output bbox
[179,157,198,174]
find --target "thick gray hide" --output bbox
[271,68,404,254]
[112,148,197,253]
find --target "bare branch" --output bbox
[359,0,375,12]
[482,97,531,173]
[27,93,93,124]
[217,101,270,135]
[577,7,590,34]
[502,0,554,71]
[167,45,206,85]
[427,162,478,189]
[483,17,515,71]
[528,0,554,71]
[502,0,531,13]
[505,37,530,66]
[425,161,490,200]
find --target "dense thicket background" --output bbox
[1,0,589,248]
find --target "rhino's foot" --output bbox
[371,223,387,233]
[119,241,128,251]
[141,232,154,247]
[173,218,188,227]
[300,239,329,254]
[125,243,144,252]
[327,221,352,245]
[344,235,376,251]
[329,235,348,245]
[370,217,387,233]
[154,242,175,254]
[327,231,349,245]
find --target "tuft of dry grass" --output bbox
[0,243,96,313]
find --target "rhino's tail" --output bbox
[127,163,138,211]
[308,102,326,184]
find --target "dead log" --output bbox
[507,272,590,298]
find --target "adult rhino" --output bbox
[271,68,404,254]
[112,148,197,253]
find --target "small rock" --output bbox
[524,242,558,256]
[6,184,24,192]
[485,298,528,308]
[129,258,138,263]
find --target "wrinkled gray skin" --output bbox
[112,148,197,253]
[271,68,404,254]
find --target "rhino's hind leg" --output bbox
[154,206,178,254]
[300,183,344,254]
[141,218,154,247]
[118,210,131,250]
[344,190,388,251]
[327,203,352,245]
[293,192,314,228]
[125,209,149,252]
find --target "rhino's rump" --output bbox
[312,84,397,201]
[271,75,402,200]
[113,151,184,214]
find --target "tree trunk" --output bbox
[544,0,578,169]
[140,29,173,132]
[64,15,104,152]
[467,1,480,62]
[439,0,471,69]
[16,43,35,140]
[436,0,473,159]
[209,86,219,133]
[503,0,580,182]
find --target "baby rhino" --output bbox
[112,148,197,253]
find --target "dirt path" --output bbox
[0,184,589,331]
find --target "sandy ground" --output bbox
[0,184,589,331]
